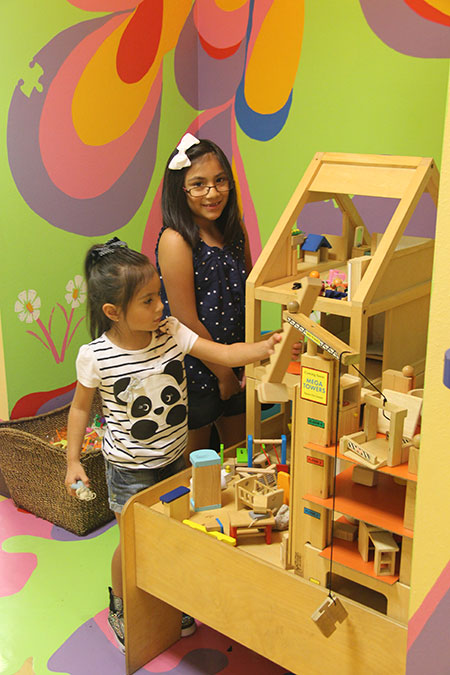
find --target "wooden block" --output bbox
[257,381,289,403]
[277,470,290,505]
[382,369,415,394]
[408,446,419,475]
[190,449,221,511]
[160,486,191,521]
[378,389,422,441]
[334,521,357,542]
[280,531,290,569]
[404,481,417,530]
[200,515,222,532]
[352,465,378,487]
[408,435,420,475]
[399,536,413,585]
[306,451,332,500]
[311,596,348,638]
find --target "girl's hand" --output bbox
[65,461,90,496]
[291,340,304,361]
[218,370,241,400]
[264,332,283,356]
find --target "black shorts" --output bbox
[188,389,246,430]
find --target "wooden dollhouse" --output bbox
[119,153,438,675]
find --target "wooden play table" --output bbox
[121,466,407,675]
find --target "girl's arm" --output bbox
[158,228,241,398]
[65,382,96,495]
[190,332,282,367]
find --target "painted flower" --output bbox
[15,290,41,323]
[65,276,87,309]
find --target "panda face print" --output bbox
[114,360,186,441]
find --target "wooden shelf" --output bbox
[319,537,399,585]
[303,466,413,537]
[305,440,418,482]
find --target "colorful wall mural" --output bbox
[0,1,450,671]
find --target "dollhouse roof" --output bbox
[301,234,332,252]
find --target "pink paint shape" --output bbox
[230,106,261,262]
[193,0,249,50]
[408,557,450,649]
[0,499,53,596]
[39,14,162,198]
[67,1,142,11]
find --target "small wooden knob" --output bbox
[287,301,299,313]
[402,365,415,378]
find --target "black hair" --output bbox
[161,138,243,249]
[84,241,156,339]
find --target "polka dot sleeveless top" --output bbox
[156,228,247,394]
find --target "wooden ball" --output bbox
[402,365,415,378]
[287,301,299,313]
[412,434,420,448]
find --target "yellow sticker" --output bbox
[301,367,329,405]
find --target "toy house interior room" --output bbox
[1,2,450,675]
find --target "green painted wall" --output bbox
[0,1,448,416]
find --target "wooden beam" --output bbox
[248,152,325,287]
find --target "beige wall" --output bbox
[410,72,450,616]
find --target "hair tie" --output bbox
[168,133,200,170]
[91,237,127,264]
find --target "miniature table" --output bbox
[229,509,275,544]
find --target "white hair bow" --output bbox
[168,133,200,170]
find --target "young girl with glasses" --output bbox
[156,134,254,459]
[64,238,281,653]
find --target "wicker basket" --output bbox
[0,393,114,536]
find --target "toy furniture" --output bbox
[234,474,284,513]
[229,509,276,544]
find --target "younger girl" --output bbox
[156,134,252,459]
[64,238,281,653]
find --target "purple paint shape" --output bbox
[407,585,450,674]
[298,193,436,239]
[355,193,437,239]
[51,519,115,542]
[48,618,126,675]
[196,107,233,163]
[7,13,160,235]
[36,389,76,415]
[50,612,228,674]
[175,8,246,110]
[359,0,450,58]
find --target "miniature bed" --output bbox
[121,460,406,675]
[246,153,439,390]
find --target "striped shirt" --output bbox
[76,318,198,469]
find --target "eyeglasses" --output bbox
[183,178,232,198]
